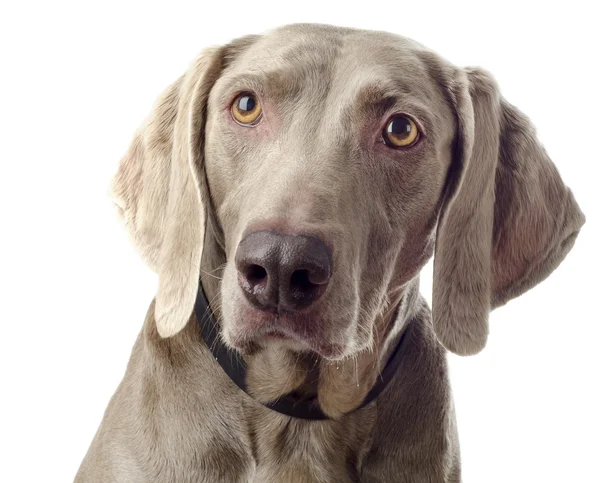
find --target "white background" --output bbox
[1,1,598,481]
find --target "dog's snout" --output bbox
[235,231,332,312]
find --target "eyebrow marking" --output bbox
[354,82,415,116]
[219,71,303,105]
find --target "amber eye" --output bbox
[231,92,262,125]
[383,115,420,148]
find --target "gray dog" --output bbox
[76,23,585,482]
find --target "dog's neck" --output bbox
[199,227,419,419]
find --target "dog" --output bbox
[76,23,585,482]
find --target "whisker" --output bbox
[200,268,223,281]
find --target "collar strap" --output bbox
[194,283,408,420]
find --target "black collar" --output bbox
[194,283,408,420]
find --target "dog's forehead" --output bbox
[228,25,440,104]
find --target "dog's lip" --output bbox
[230,320,345,359]
[256,324,305,343]
[261,327,293,340]
[227,302,347,359]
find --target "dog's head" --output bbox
[112,24,584,366]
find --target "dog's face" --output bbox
[204,28,454,359]
[111,24,583,370]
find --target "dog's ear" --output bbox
[109,46,225,337]
[432,67,585,356]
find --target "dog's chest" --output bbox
[241,406,376,483]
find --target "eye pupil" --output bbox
[238,95,256,112]
[388,117,411,138]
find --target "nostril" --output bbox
[287,266,329,309]
[290,269,313,293]
[290,266,329,293]
[246,264,267,284]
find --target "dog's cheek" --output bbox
[219,263,242,345]
[323,264,365,354]
[351,313,375,352]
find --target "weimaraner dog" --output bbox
[76,23,585,482]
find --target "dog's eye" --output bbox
[231,92,262,125]
[382,115,419,148]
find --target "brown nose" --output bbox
[235,231,332,312]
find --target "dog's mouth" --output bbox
[226,310,346,360]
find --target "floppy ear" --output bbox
[432,67,585,356]
[109,47,225,337]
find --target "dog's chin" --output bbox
[229,331,309,356]
[226,328,347,360]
